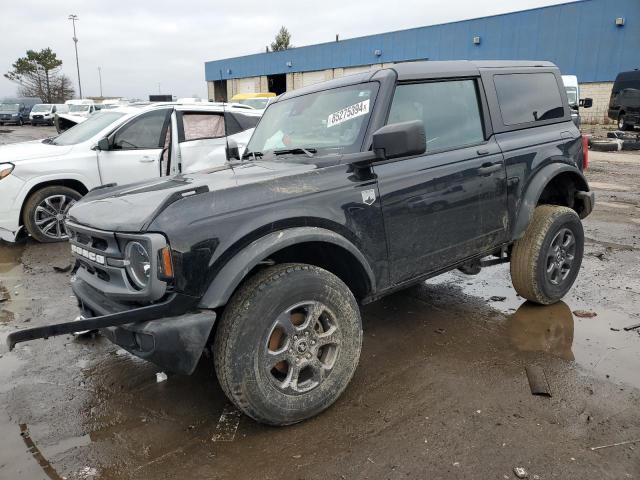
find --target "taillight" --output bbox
[582,135,589,171]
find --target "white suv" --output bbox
[0,102,261,243]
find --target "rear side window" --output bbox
[388,79,485,152]
[225,112,260,135]
[182,112,225,141]
[494,73,564,126]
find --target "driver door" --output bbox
[97,108,172,186]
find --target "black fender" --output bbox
[198,226,376,309]
[512,163,591,240]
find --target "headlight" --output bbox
[125,241,151,289]
[11,113,18,117]
[0,163,14,180]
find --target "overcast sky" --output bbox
[0,0,571,100]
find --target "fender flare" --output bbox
[198,226,376,309]
[512,163,589,240]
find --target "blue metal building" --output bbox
[205,0,638,86]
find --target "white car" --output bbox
[29,103,69,126]
[0,102,261,243]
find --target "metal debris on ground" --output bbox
[573,310,597,318]
[525,366,552,397]
[622,322,640,332]
[156,372,168,383]
[52,264,72,273]
[513,466,528,478]
[489,296,507,302]
[589,438,640,451]
[212,404,242,442]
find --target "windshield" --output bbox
[52,111,125,146]
[32,104,52,112]
[565,87,578,107]
[246,83,378,157]
[238,98,270,109]
[0,103,19,112]
[69,104,90,113]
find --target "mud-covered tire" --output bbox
[22,185,82,243]
[510,205,584,305]
[213,263,362,426]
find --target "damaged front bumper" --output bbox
[6,278,217,375]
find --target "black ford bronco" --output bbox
[9,61,594,426]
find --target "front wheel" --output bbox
[213,263,362,426]
[22,186,82,242]
[510,205,584,305]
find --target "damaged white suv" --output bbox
[0,102,261,243]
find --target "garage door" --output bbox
[302,70,327,87]
[237,78,257,94]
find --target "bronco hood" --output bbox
[67,160,317,232]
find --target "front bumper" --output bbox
[30,117,52,124]
[74,277,215,375]
[0,174,27,242]
[7,278,214,375]
[0,116,21,124]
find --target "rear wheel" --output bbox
[22,186,82,243]
[510,205,584,305]
[214,263,362,426]
[618,113,632,131]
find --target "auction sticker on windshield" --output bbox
[327,99,370,128]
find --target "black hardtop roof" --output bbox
[393,60,557,80]
[615,70,640,82]
[275,60,558,101]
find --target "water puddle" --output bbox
[430,268,640,389]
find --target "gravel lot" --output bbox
[0,127,639,479]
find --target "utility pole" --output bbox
[68,14,82,99]
[158,83,161,94]
[98,67,103,97]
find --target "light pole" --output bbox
[68,14,82,99]
[98,67,103,97]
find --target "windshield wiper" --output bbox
[42,137,57,145]
[273,147,317,158]
[241,150,263,160]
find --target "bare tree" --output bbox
[4,48,74,102]
[270,27,293,52]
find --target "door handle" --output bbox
[478,163,502,175]
[477,149,490,156]
[139,157,155,163]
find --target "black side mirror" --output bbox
[226,139,240,161]
[96,137,110,151]
[580,98,593,108]
[372,120,426,160]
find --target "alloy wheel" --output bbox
[545,227,576,285]
[33,194,76,240]
[264,301,341,395]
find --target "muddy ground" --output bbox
[0,127,639,479]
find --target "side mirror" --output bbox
[96,137,110,151]
[580,98,593,108]
[226,139,240,161]
[372,120,426,160]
